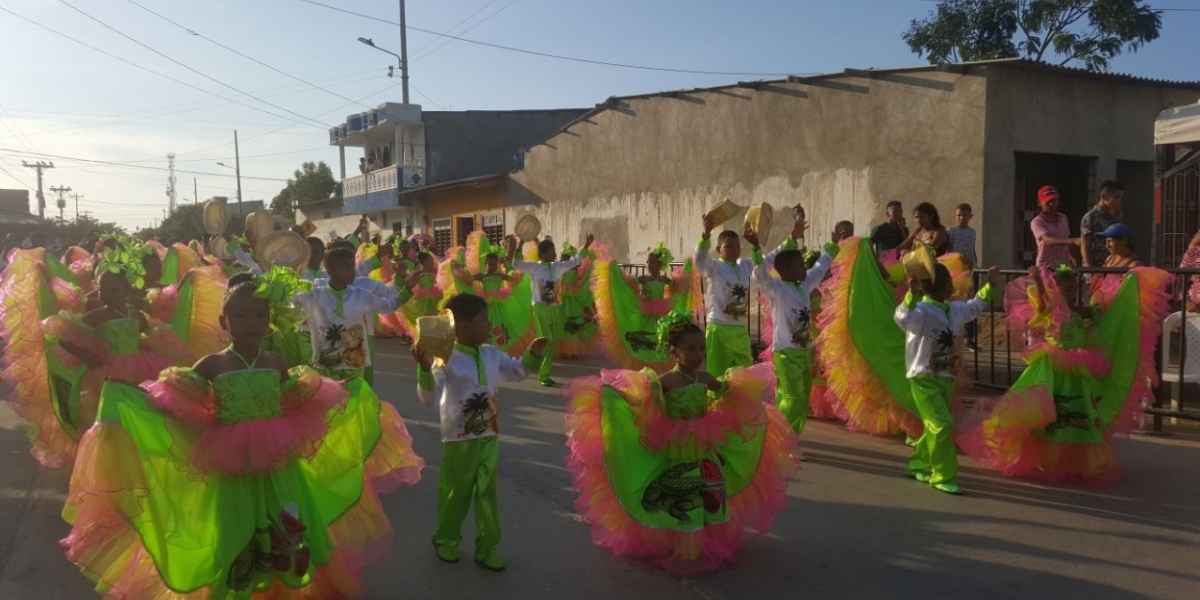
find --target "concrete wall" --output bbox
[507,72,989,263]
[423,110,588,185]
[982,66,1199,266]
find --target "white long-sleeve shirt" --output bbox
[512,255,583,305]
[294,282,402,371]
[753,242,831,351]
[417,344,538,442]
[694,236,753,325]
[893,286,994,379]
[234,248,263,275]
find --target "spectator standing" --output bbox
[1030,186,1079,269]
[1080,181,1125,268]
[870,201,909,256]
[947,203,977,267]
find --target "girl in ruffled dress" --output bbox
[60,277,424,599]
[564,310,799,575]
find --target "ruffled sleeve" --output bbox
[42,311,108,370]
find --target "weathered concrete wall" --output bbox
[506,72,988,263]
[982,66,1199,266]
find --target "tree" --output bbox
[46,214,125,247]
[271,161,340,223]
[149,203,205,244]
[903,0,1163,71]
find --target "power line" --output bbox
[0,147,291,182]
[410,0,519,63]
[0,4,326,132]
[295,0,796,77]
[56,0,331,129]
[409,0,504,57]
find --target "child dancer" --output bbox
[895,263,998,494]
[294,248,406,383]
[695,213,753,375]
[507,233,595,386]
[959,266,1169,484]
[445,234,535,356]
[414,293,548,571]
[554,242,603,359]
[61,278,423,599]
[564,309,799,575]
[593,243,699,371]
[395,252,443,341]
[748,219,833,435]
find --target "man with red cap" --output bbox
[1029,185,1080,269]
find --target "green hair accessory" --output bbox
[656,308,696,353]
[650,243,674,264]
[253,265,313,332]
[561,242,578,258]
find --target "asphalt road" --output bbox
[2,338,1198,599]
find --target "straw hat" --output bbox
[255,231,310,272]
[514,215,542,242]
[744,202,774,241]
[902,243,937,282]
[415,309,456,365]
[244,210,274,244]
[298,219,317,236]
[705,199,741,227]
[202,200,229,235]
[211,234,234,260]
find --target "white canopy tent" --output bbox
[1155,100,1200,146]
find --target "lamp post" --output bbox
[357,35,409,104]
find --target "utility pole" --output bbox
[194,177,198,205]
[399,0,410,104]
[234,130,243,216]
[21,161,54,219]
[71,193,84,220]
[166,153,177,214]
[49,185,71,224]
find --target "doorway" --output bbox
[456,215,475,247]
[1013,152,1095,267]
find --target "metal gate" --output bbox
[1158,152,1200,267]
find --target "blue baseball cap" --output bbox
[1096,223,1133,239]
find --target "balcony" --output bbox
[342,165,426,213]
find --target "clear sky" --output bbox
[0,0,1196,231]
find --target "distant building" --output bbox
[328,104,586,251]
[0,189,30,214]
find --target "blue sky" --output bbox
[0,0,1196,230]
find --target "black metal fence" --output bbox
[616,262,1200,433]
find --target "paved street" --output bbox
[2,338,1199,599]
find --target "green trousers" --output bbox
[775,347,813,435]
[533,303,560,383]
[433,436,501,558]
[705,323,752,376]
[906,375,958,485]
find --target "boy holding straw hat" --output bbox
[696,209,756,375]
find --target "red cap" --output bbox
[1037,185,1060,204]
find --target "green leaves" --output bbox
[252,265,313,332]
[903,0,1162,71]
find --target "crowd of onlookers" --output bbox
[358,145,393,174]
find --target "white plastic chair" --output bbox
[1161,312,1200,384]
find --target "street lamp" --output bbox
[215,161,243,215]
[357,36,409,103]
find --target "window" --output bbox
[481,212,505,245]
[433,218,452,254]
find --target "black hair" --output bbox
[306,237,325,250]
[324,247,356,266]
[775,249,805,272]
[1099,180,1125,197]
[664,318,702,351]
[918,264,953,296]
[537,239,555,254]
[914,202,942,229]
[717,230,740,245]
[97,270,130,289]
[222,280,263,311]
[956,203,973,213]
[226,272,257,289]
[445,293,488,323]
[329,239,355,251]
[835,220,854,230]
[886,200,903,210]
[417,251,435,265]
[141,252,162,267]
[794,205,806,220]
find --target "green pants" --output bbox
[775,347,813,435]
[705,323,752,376]
[433,437,501,558]
[533,303,561,383]
[906,375,958,485]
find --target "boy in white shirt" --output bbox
[506,233,594,386]
[415,293,547,571]
[695,213,755,375]
[894,263,998,495]
[747,218,833,435]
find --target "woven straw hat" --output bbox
[244,210,275,245]
[705,199,741,227]
[514,214,542,242]
[255,231,310,272]
[416,309,456,364]
[211,234,234,260]
[744,202,774,241]
[202,200,229,235]
[902,243,937,282]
